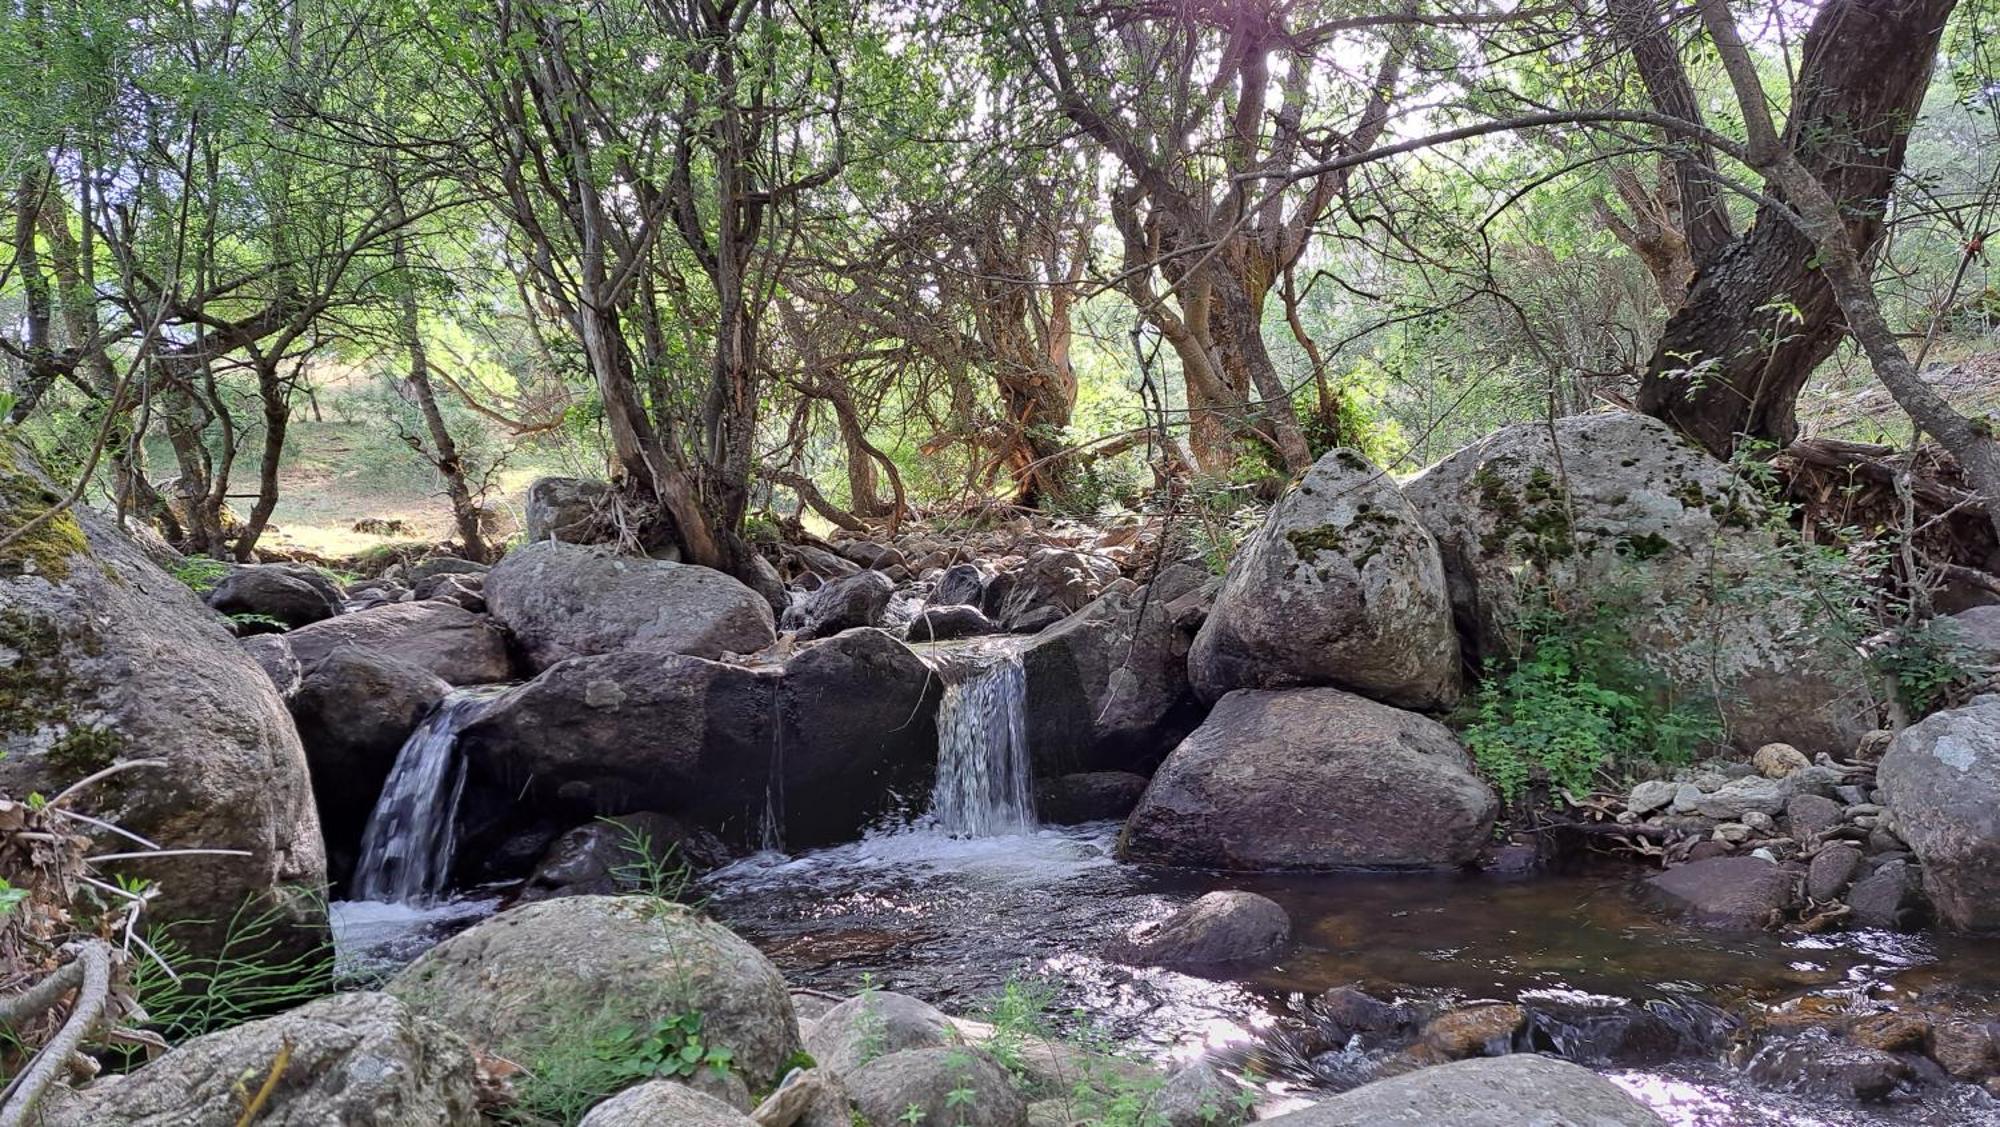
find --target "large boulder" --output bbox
[284,600,512,686]
[1190,448,1459,710]
[0,443,326,964]
[40,992,478,1127]
[579,1081,757,1127]
[782,568,893,640]
[456,628,938,856]
[1020,566,1207,773]
[523,475,683,557]
[486,540,775,672]
[1121,689,1498,870]
[1877,695,2000,930]
[845,1046,1027,1127]
[1259,1054,1663,1126]
[241,633,303,698]
[206,562,343,629]
[1404,411,1874,755]
[289,648,451,880]
[388,896,802,1088]
[995,548,1119,629]
[1109,890,1291,967]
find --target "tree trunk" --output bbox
[1638,0,1957,457]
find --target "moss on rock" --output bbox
[0,445,87,582]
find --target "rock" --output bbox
[206,563,344,629]
[934,562,993,607]
[1110,891,1291,967]
[1189,448,1458,710]
[1021,574,1204,772]
[1848,1011,1930,1052]
[1786,793,1843,842]
[1627,779,1677,816]
[285,600,512,685]
[456,628,938,853]
[839,540,908,572]
[995,548,1118,629]
[1670,782,1705,815]
[290,648,451,879]
[1806,844,1863,901]
[1008,605,1068,634]
[0,443,325,965]
[578,1080,757,1127]
[1313,987,1414,1040]
[845,1046,1027,1127]
[413,571,486,612]
[906,604,999,642]
[1748,1029,1911,1101]
[514,812,731,903]
[1951,604,2000,666]
[1754,742,1811,778]
[1257,1054,1664,1126]
[241,633,303,698]
[1403,411,1872,757]
[405,557,489,583]
[1877,695,2000,930]
[1930,1019,2000,1079]
[487,540,775,672]
[522,475,675,555]
[1122,689,1498,870]
[1035,771,1150,823]
[782,568,893,640]
[40,993,477,1127]
[1846,859,1924,929]
[1646,856,1795,930]
[1691,776,1789,821]
[1420,1004,1525,1060]
[805,991,959,1076]
[388,897,801,1087]
[1153,1060,1242,1127]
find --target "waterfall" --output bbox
[931,652,1035,836]
[351,686,504,904]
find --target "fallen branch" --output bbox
[0,940,114,1127]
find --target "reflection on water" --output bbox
[330,895,500,983]
[703,820,2000,1126]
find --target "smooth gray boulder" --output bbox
[579,1081,757,1127]
[806,991,959,1076]
[995,547,1119,629]
[846,1046,1027,1127]
[782,568,893,640]
[284,600,512,685]
[1259,1054,1663,1125]
[1877,695,2000,929]
[207,562,343,629]
[1021,572,1204,772]
[40,992,478,1127]
[1190,447,1459,710]
[487,540,775,671]
[240,632,303,698]
[1122,689,1498,870]
[456,627,938,850]
[907,603,999,642]
[934,561,994,607]
[0,443,326,964]
[1110,891,1291,967]
[388,896,802,1088]
[1404,411,1873,756]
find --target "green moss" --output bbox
[1669,480,1711,510]
[45,724,122,776]
[1474,464,1576,564]
[0,446,87,582]
[1619,532,1673,560]
[1285,508,1402,571]
[1332,448,1370,472]
[0,607,117,785]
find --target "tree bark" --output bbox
[1638,0,1957,457]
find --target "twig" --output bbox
[0,940,114,1127]
[47,759,169,810]
[232,1037,293,1127]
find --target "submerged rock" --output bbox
[1403,411,1872,756]
[1646,856,1795,931]
[41,992,478,1126]
[1110,890,1292,968]
[1122,688,1498,870]
[1748,1029,1912,1102]
[1190,447,1459,710]
[1258,1054,1664,1125]
[0,443,326,964]
[1877,695,2000,930]
[487,540,775,672]
[388,896,801,1087]
[285,600,512,685]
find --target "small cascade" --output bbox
[351,687,504,905]
[931,652,1035,836]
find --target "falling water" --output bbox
[931,652,1035,836]
[351,686,505,904]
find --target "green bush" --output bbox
[1464,598,1721,805]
